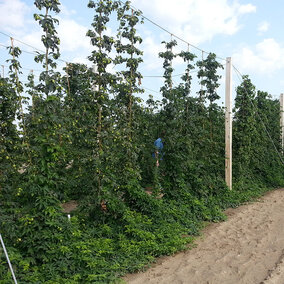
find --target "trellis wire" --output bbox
[119,0,226,62]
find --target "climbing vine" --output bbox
[0,1,283,283]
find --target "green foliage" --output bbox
[34,0,61,70]
[196,53,223,104]
[0,1,284,283]
[233,76,284,186]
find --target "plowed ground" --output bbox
[125,188,284,284]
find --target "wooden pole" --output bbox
[280,93,284,150]
[225,57,232,190]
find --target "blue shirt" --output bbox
[154,138,164,150]
[153,138,164,160]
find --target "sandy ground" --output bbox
[124,188,284,284]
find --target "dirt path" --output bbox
[124,188,284,284]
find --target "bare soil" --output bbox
[124,188,284,284]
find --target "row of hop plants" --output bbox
[1,0,284,282]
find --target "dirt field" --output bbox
[124,188,284,284]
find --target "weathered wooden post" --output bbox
[225,57,232,189]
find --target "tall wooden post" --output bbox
[225,57,232,190]
[280,93,284,150]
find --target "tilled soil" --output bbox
[124,188,284,284]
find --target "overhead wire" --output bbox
[143,70,198,78]
[119,0,226,62]
[0,43,37,56]
[0,31,43,53]
[0,31,69,64]
[142,86,161,94]
[0,63,43,73]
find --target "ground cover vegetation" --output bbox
[1,0,284,283]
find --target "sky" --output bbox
[0,0,284,104]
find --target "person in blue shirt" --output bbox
[153,137,164,167]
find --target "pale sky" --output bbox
[0,0,283,103]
